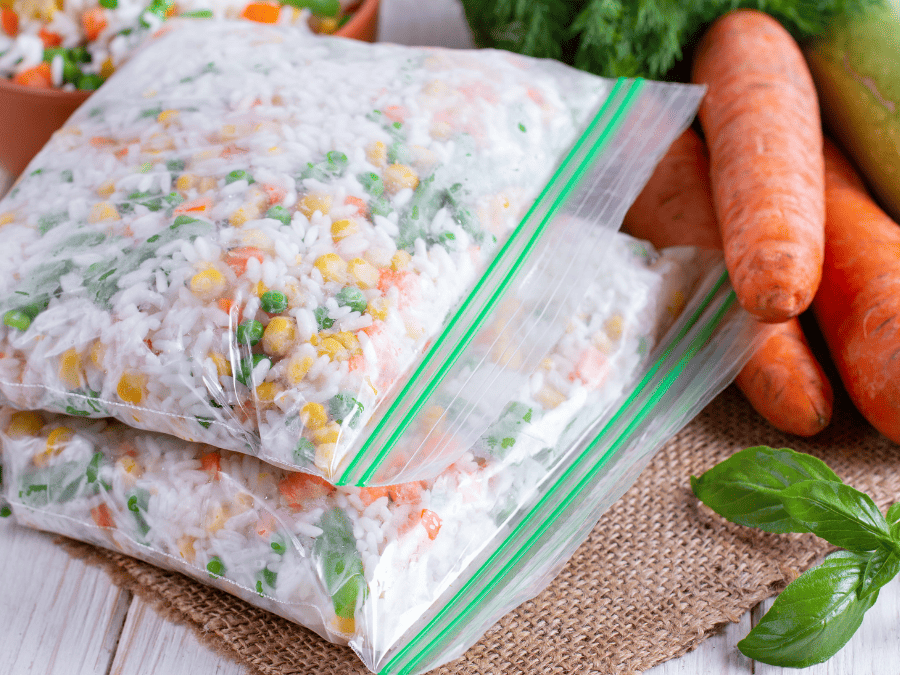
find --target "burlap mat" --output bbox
[60,382,900,674]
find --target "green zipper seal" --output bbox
[379,271,735,675]
[337,78,645,487]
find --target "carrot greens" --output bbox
[459,0,879,80]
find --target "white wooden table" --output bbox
[2,1,899,673]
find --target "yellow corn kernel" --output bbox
[89,201,120,223]
[363,247,393,268]
[331,218,359,242]
[46,426,74,456]
[312,421,340,446]
[405,319,424,341]
[99,57,115,80]
[367,296,389,321]
[206,504,230,533]
[117,372,147,405]
[540,357,554,371]
[157,109,179,125]
[252,280,268,298]
[267,146,283,156]
[6,411,43,438]
[317,336,348,361]
[332,616,355,635]
[96,180,116,198]
[177,535,196,563]
[143,88,157,99]
[535,386,566,410]
[285,353,314,384]
[176,174,197,191]
[300,402,328,430]
[604,315,624,340]
[209,352,231,377]
[334,331,361,354]
[423,79,449,97]
[308,333,321,347]
[89,340,106,370]
[198,176,218,193]
[421,405,444,431]
[232,492,254,514]
[262,317,296,357]
[348,258,378,289]
[297,193,332,219]
[229,202,262,228]
[365,140,387,167]
[189,268,227,301]
[0,212,16,226]
[117,454,140,476]
[58,348,84,390]
[383,164,419,194]
[220,124,238,140]
[255,381,277,403]
[314,442,337,476]
[312,14,339,34]
[391,250,412,271]
[314,253,347,284]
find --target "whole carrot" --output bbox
[623,127,832,436]
[813,140,900,443]
[622,127,722,250]
[692,9,825,323]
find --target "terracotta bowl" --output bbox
[0,0,380,178]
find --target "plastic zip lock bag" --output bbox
[1,234,766,673]
[0,19,703,484]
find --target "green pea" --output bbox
[357,172,384,197]
[271,539,286,554]
[166,159,186,173]
[236,319,264,346]
[207,556,225,578]
[225,169,254,185]
[265,205,292,226]
[69,46,91,63]
[336,286,367,313]
[0,505,11,518]
[236,354,271,386]
[260,290,288,314]
[99,0,117,8]
[294,438,316,464]
[76,74,104,91]
[3,310,31,331]
[314,307,334,331]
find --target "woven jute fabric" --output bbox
[60,384,900,675]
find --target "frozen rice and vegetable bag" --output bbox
[1,234,764,674]
[0,20,704,485]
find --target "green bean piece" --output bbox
[3,310,31,331]
[225,169,255,185]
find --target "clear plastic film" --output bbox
[0,19,702,485]
[1,237,767,673]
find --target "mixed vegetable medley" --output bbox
[0,0,364,89]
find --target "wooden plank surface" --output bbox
[0,519,132,675]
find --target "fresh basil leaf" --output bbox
[780,480,892,552]
[860,545,900,599]
[886,501,900,525]
[738,550,878,667]
[690,446,842,533]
